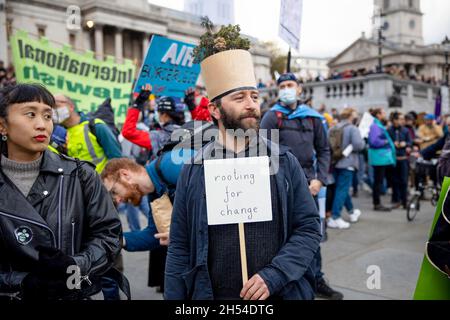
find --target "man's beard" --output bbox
[220,107,261,133]
[122,181,145,206]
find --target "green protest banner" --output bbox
[10,30,135,124]
[414,177,450,300]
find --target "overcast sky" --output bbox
[147,0,450,57]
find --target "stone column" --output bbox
[115,27,123,63]
[83,30,91,51]
[94,23,104,60]
[0,0,8,65]
[142,33,150,59]
[407,84,414,98]
[427,87,433,101]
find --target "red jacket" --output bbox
[121,108,152,150]
[190,97,212,122]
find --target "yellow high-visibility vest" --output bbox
[67,119,107,173]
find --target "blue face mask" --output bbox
[279,88,297,105]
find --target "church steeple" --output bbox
[372,0,424,46]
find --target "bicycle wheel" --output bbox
[407,195,420,222]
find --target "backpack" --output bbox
[275,111,316,131]
[154,121,218,191]
[329,123,350,164]
[156,120,217,157]
[135,147,151,166]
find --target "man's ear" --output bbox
[297,86,303,96]
[69,103,76,113]
[208,102,221,123]
[118,168,131,182]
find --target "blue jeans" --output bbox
[331,168,354,219]
[139,195,150,219]
[124,196,150,232]
[101,276,120,300]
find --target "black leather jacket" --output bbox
[0,150,122,296]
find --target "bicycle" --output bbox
[406,158,440,222]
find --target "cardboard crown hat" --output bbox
[200,49,257,102]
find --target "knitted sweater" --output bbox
[1,155,42,197]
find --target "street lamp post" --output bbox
[377,12,386,74]
[287,47,291,73]
[442,36,450,86]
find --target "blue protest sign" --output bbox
[134,35,201,98]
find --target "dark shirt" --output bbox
[388,125,412,158]
[405,125,416,142]
[208,174,283,300]
[207,141,283,300]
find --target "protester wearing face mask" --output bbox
[261,73,342,300]
[122,84,186,158]
[261,73,330,200]
[53,94,122,173]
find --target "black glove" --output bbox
[99,97,113,111]
[132,87,151,111]
[21,246,82,301]
[35,245,77,278]
[184,88,196,111]
[21,272,79,301]
[102,97,112,106]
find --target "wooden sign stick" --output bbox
[238,223,248,285]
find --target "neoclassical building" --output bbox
[291,56,331,80]
[329,0,448,82]
[0,0,271,82]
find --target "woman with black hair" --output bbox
[0,83,122,300]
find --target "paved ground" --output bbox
[116,188,435,300]
[320,189,434,300]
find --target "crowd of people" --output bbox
[257,65,445,86]
[317,103,449,230]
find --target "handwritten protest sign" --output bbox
[134,35,201,98]
[204,156,272,284]
[204,157,272,226]
[358,112,374,139]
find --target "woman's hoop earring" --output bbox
[1,135,7,141]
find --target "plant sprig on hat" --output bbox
[193,17,251,64]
